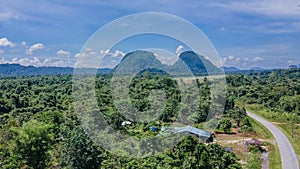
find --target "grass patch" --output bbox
[249,117,273,139]
[246,104,288,122]
[266,142,282,169]
[246,147,262,169]
[249,117,281,168]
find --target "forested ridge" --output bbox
[0,64,111,76]
[0,67,299,168]
[226,68,300,115]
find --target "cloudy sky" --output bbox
[0,0,299,69]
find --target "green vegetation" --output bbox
[265,142,281,169]
[248,117,281,168]
[101,136,242,168]
[0,65,299,168]
[246,146,261,169]
[227,68,299,168]
[227,69,300,117]
[0,73,242,168]
[248,117,273,139]
[0,63,111,76]
[217,117,232,133]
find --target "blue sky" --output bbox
[0,0,300,69]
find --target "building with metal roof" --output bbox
[161,125,213,142]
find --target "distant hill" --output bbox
[0,51,223,77]
[250,67,264,71]
[112,50,163,74]
[113,50,221,76]
[220,66,241,72]
[171,51,221,76]
[0,64,111,76]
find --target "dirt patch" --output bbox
[271,122,286,125]
[216,132,256,139]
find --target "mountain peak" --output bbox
[113,50,221,76]
[174,51,220,76]
[112,50,162,74]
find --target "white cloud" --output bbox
[220,26,225,31]
[98,49,126,68]
[99,49,110,57]
[7,56,74,67]
[219,57,227,66]
[0,57,9,64]
[74,53,80,58]
[21,41,27,46]
[228,55,235,60]
[75,48,119,68]
[255,21,300,34]
[220,55,242,66]
[175,45,184,56]
[0,11,23,21]
[111,50,126,57]
[43,58,51,64]
[235,58,240,62]
[11,57,43,66]
[212,0,300,17]
[45,58,74,67]
[75,48,97,58]
[26,43,44,54]
[75,48,127,68]
[0,49,4,54]
[51,60,69,67]
[11,58,18,63]
[252,56,264,62]
[0,37,16,48]
[57,49,70,57]
[76,48,125,59]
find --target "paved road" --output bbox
[247,111,299,169]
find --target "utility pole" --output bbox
[242,127,245,144]
[292,120,294,138]
[292,113,295,138]
[245,141,248,163]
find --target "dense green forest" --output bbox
[0,67,299,168]
[226,68,300,117]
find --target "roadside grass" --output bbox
[246,104,287,122]
[247,104,300,168]
[249,117,273,139]
[248,116,281,169]
[265,142,281,169]
[276,123,300,163]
